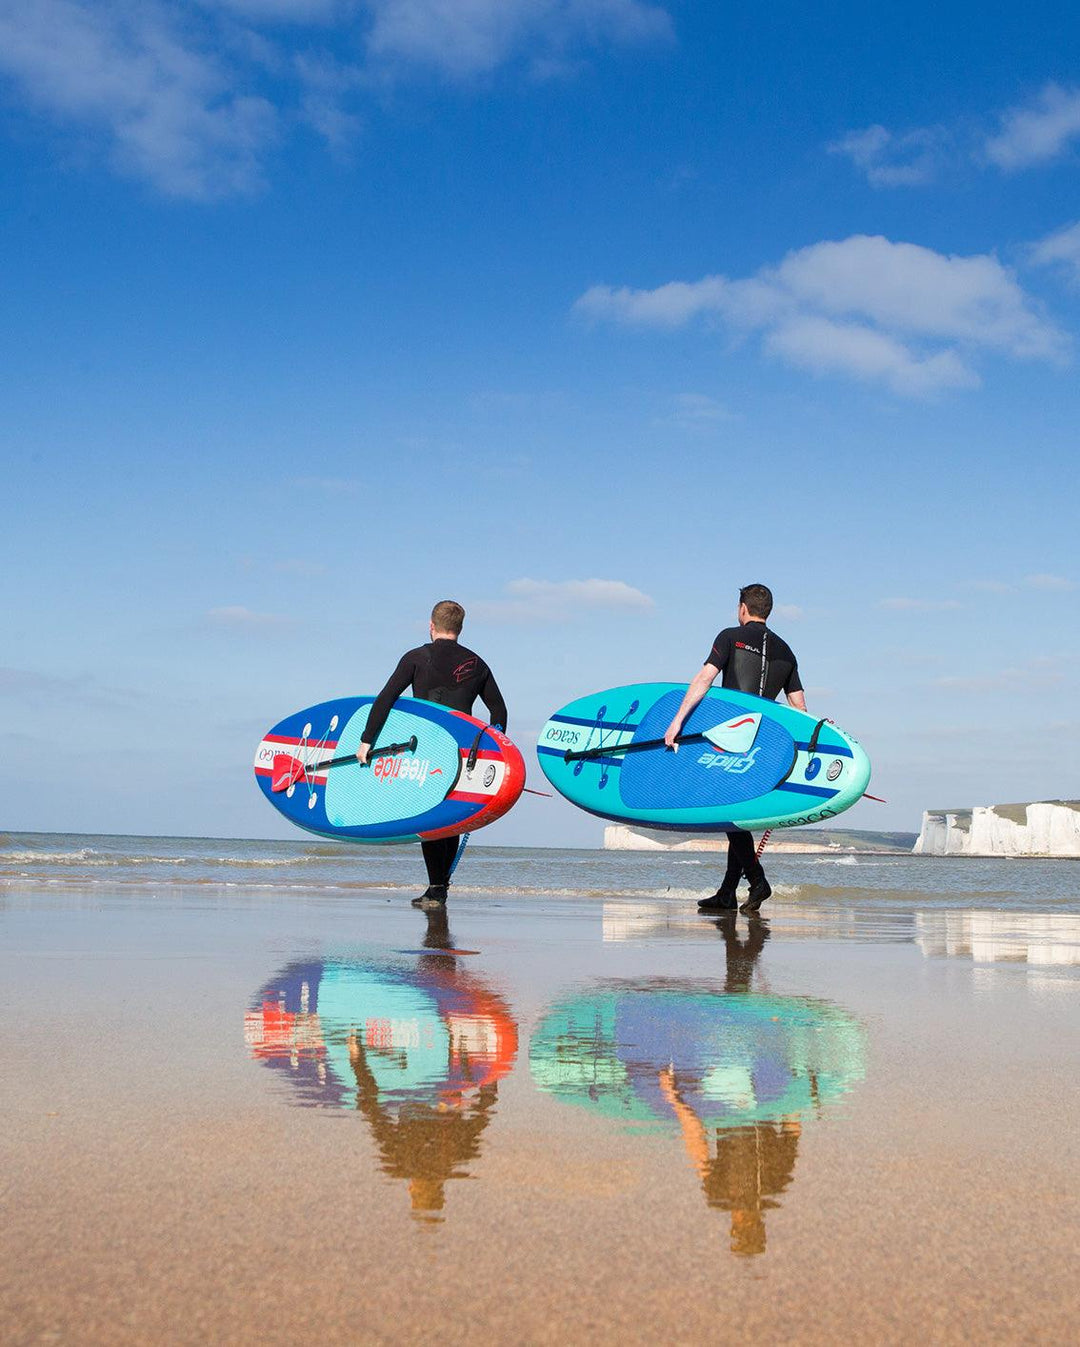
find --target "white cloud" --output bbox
[1030,220,1080,289]
[576,234,1067,397]
[828,123,946,187]
[765,315,978,396]
[1025,573,1076,592]
[0,666,141,707]
[772,604,803,621]
[471,577,655,624]
[299,90,362,155]
[965,575,1076,596]
[0,0,278,199]
[0,0,672,195]
[985,84,1080,170]
[204,0,341,18]
[832,84,1080,187]
[579,275,728,327]
[966,579,1017,595]
[292,51,365,153]
[773,238,1059,355]
[207,604,290,629]
[933,657,1064,694]
[365,0,673,78]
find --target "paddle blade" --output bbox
[271,753,305,793]
[701,713,760,755]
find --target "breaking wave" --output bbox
[0,850,336,868]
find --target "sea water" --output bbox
[1,831,1077,914]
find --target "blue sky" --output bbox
[1,0,1078,846]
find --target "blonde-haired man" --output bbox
[357,601,508,908]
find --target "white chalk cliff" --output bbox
[913,801,1080,858]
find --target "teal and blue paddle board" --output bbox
[538,683,871,832]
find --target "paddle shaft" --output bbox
[311,735,418,774]
[564,730,708,763]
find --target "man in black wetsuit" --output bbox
[356,600,508,910]
[663,584,806,915]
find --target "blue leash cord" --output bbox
[449,831,470,878]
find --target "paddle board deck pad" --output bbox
[255,696,526,843]
[538,683,870,832]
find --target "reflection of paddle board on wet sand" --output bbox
[538,682,871,833]
[529,984,866,1131]
[245,955,519,1221]
[245,957,520,1109]
[254,695,526,843]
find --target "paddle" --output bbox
[271,736,418,793]
[562,713,760,763]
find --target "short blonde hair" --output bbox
[430,600,465,635]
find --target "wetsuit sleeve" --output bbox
[478,665,508,732]
[706,630,731,672]
[784,660,803,694]
[361,652,415,747]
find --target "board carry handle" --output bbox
[271,736,418,793]
[466,726,487,774]
[805,717,831,759]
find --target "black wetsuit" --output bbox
[707,623,802,702]
[361,640,508,890]
[705,622,803,884]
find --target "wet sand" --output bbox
[2,884,1078,1344]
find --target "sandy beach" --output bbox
[2,854,1078,1345]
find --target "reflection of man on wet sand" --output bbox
[659,908,799,1256]
[658,1074,801,1257]
[348,1031,499,1220]
[703,1121,800,1256]
[346,909,514,1221]
[716,912,769,995]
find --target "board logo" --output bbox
[827,759,843,781]
[544,725,582,745]
[373,755,437,787]
[697,745,761,775]
[786,806,839,826]
[805,758,821,781]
